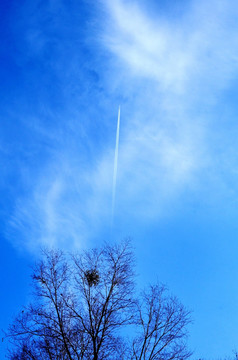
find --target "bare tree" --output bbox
[131,284,191,360]
[6,241,191,360]
[8,249,82,360]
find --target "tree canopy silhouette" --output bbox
[7,241,191,360]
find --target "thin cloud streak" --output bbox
[112,106,120,226]
[7,0,238,250]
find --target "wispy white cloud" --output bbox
[103,0,238,95]
[7,0,238,250]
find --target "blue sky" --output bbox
[1,0,238,357]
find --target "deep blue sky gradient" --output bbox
[1,0,238,358]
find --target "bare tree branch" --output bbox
[7,241,191,360]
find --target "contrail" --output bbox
[112,106,120,225]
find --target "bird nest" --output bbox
[85,269,100,286]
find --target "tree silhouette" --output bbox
[7,241,191,360]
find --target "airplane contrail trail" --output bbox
[112,106,120,225]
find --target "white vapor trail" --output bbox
[112,106,120,224]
